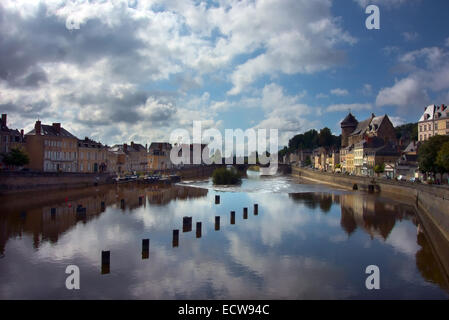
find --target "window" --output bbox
[435,123,438,130]
[447,121,449,129]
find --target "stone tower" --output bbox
[341,113,358,148]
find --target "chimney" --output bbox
[124,143,128,152]
[1,114,6,128]
[131,141,134,148]
[52,123,61,134]
[20,129,24,140]
[35,120,42,135]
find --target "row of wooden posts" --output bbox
[100,194,259,275]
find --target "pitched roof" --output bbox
[341,113,358,127]
[26,125,77,138]
[350,115,374,136]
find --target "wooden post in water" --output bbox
[215,216,220,231]
[230,211,235,225]
[243,207,248,220]
[101,201,106,212]
[101,251,110,274]
[172,229,179,247]
[51,208,56,220]
[183,217,192,232]
[139,196,143,206]
[142,239,149,259]
[196,222,202,238]
[120,199,125,209]
[215,195,220,204]
[254,204,259,215]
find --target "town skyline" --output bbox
[1,0,449,147]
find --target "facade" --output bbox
[148,142,172,170]
[418,104,449,142]
[77,137,108,173]
[25,121,78,172]
[112,142,148,173]
[345,148,355,174]
[0,114,25,167]
[364,143,401,177]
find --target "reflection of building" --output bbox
[148,142,172,170]
[25,121,78,172]
[0,183,208,254]
[339,193,414,240]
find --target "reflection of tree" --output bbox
[289,193,333,212]
[416,232,449,291]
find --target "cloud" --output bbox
[330,88,349,96]
[375,46,449,114]
[353,0,418,8]
[326,103,372,112]
[402,31,419,42]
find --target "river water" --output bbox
[0,173,448,299]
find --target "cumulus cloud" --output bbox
[375,46,449,114]
[326,103,372,112]
[330,88,349,96]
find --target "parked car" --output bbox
[396,175,406,181]
[409,177,421,183]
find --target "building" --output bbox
[341,113,396,148]
[345,147,355,174]
[285,149,312,166]
[111,142,148,173]
[313,147,327,171]
[364,143,401,177]
[148,142,172,171]
[77,137,108,173]
[0,114,25,167]
[418,104,449,142]
[395,154,419,179]
[353,137,385,176]
[25,121,78,172]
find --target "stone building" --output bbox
[25,121,79,172]
[0,114,25,167]
[418,104,449,142]
[77,137,108,173]
[341,113,396,148]
[111,142,148,173]
[148,142,172,170]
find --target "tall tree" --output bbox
[418,135,449,173]
[436,142,449,172]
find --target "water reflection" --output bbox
[0,179,448,299]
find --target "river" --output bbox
[0,173,448,299]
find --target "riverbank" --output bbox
[0,165,219,195]
[292,166,449,280]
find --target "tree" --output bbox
[318,127,333,147]
[374,163,385,177]
[436,141,449,172]
[418,135,449,173]
[2,148,30,168]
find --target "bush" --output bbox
[212,167,242,185]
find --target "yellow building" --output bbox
[78,137,108,173]
[418,104,449,142]
[148,142,172,171]
[346,150,355,174]
[25,121,78,172]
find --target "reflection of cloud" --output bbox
[385,223,420,257]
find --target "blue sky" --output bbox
[1,0,449,147]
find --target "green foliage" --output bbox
[212,167,242,185]
[418,135,449,173]
[436,142,449,172]
[287,128,340,152]
[335,163,341,169]
[2,148,30,167]
[374,163,385,174]
[304,156,312,166]
[395,123,418,141]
